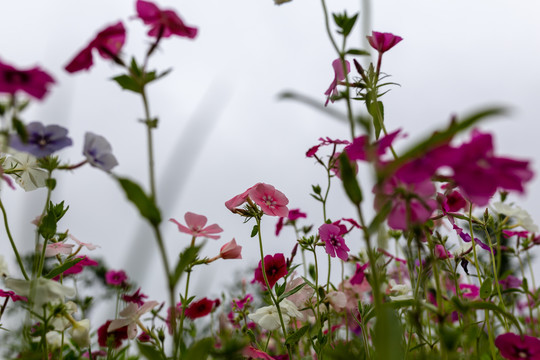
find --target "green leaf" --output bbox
[38,213,57,240]
[285,325,310,346]
[138,342,164,360]
[130,57,142,78]
[183,337,213,360]
[368,201,392,235]
[368,101,384,139]
[339,152,363,205]
[278,282,307,302]
[12,116,28,143]
[373,304,405,360]
[112,74,142,94]
[250,224,259,238]
[117,177,161,226]
[44,258,83,279]
[480,277,493,300]
[346,48,370,56]
[171,245,201,286]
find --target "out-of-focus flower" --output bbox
[350,263,369,286]
[65,22,126,73]
[243,346,276,360]
[248,299,302,331]
[253,253,288,290]
[439,190,467,213]
[0,289,27,302]
[58,255,99,278]
[184,297,219,319]
[326,291,347,312]
[10,122,72,158]
[105,270,128,287]
[219,238,242,259]
[232,294,253,310]
[69,319,91,348]
[98,320,128,348]
[367,31,403,54]
[226,183,289,217]
[83,132,118,172]
[275,208,307,236]
[459,283,479,300]
[68,234,99,251]
[0,60,55,100]
[324,58,350,106]
[387,279,413,301]
[319,223,350,261]
[284,275,314,309]
[0,255,9,277]
[499,275,523,290]
[136,0,197,39]
[42,242,74,257]
[5,277,75,310]
[434,244,453,260]
[170,212,223,239]
[108,301,159,339]
[492,202,539,233]
[51,301,77,331]
[46,331,63,349]
[122,287,148,307]
[306,137,350,158]
[495,332,540,360]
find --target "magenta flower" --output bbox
[324,58,350,106]
[136,0,198,39]
[10,122,73,158]
[499,275,523,290]
[184,297,219,320]
[0,60,55,100]
[434,244,453,260]
[344,130,402,162]
[253,253,288,290]
[367,31,403,54]
[61,255,99,277]
[319,223,350,261]
[350,263,369,286]
[439,190,467,213]
[226,183,289,217]
[459,283,479,299]
[105,270,128,287]
[169,212,223,240]
[219,238,242,259]
[275,208,307,236]
[0,289,27,302]
[243,346,277,360]
[306,137,350,158]
[232,294,253,310]
[122,288,149,307]
[495,332,540,360]
[65,22,126,73]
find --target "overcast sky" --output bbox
[1,0,540,322]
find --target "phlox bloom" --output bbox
[5,277,75,311]
[184,298,219,319]
[367,31,403,54]
[136,0,198,39]
[495,332,540,360]
[319,223,350,261]
[248,299,302,331]
[220,238,242,259]
[226,183,289,217]
[253,253,288,290]
[83,132,119,172]
[0,59,55,100]
[108,301,159,339]
[169,212,223,239]
[325,58,350,106]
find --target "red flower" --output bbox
[253,253,288,290]
[367,31,403,54]
[136,0,197,39]
[65,22,126,73]
[495,332,540,360]
[184,298,219,319]
[97,320,128,348]
[0,60,55,100]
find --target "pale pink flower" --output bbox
[69,234,99,250]
[219,238,242,259]
[169,212,223,239]
[326,291,347,312]
[43,242,74,257]
[108,301,159,339]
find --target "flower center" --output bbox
[330,235,340,247]
[4,70,30,84]
[262,195,276,208]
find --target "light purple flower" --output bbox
[10,122,72,158]
[83,132,118,171]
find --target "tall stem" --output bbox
[0,199,28,280]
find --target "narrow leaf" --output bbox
[339,152,363,205]
[44,258,83,279]
[117,177,161,226]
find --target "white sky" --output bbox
[1,0,540,323]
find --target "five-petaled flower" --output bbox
[0,60,55,100]
[226,183,289,217]
[122,287,149,307]
[495,332,540,360]
[324,58,350,106]
[319,223,350,261]
[184,297,219,320]
[108,301,159,339]
[253,253,288,290]
[10,122,73,158]
[105,270,129,287]
[65,22,126,73]
[98,320,128,348]
[169,212,223,239]
[367,31,403,55]
[83,132,119,172]
[136,0,198,39]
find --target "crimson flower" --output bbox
[0,60,55,100]
[65,22,126,73]
[275,208,307,236]
[253,253,288,290]
[169,212,223,240]
[324,58,350,106]
[136,0,197,39]
[495,332,540,360]
[184,298,219,319]
[319,223,350,261]
[367,31,403,54]
[97,320,128,348]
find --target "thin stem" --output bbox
[0,198,29,280]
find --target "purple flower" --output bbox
[319,223,350,261]
[495,332,540,360]
[83,132,118,171]
[10,122,72,158]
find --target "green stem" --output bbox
[0,198,29,280]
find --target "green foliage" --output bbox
[172,245,201,287]
[339,152,363,205]
[117,177,162,226]
[332,11,358,37]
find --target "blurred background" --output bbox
[1,0,539,324]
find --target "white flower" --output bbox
[108,301,159,339]
[46,331,63,349]
[248,299,303,331]
[0,254,9,278]
[51,301,78,331]
[492,202,539,233]
[388,279,413,301]
[4,152,48,191]
[69,319,91,348]
[5,277,76,311]
[280,299,304,320]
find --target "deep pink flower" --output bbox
[65,22,126,73]
[136,0,197,39]
[232,294,253,310]
[459,283,479,299]
[184,298,219,320]
[439,190,467,213]
[0,60,55,100]
[345,130,402,162]
[367,31,403,54]
[434,244,453,260]
[105,270,128,287]
[219,238,242,259]
[306,137,350,158]
[350,263,369,286]
[275,208,307,236]
[122,287,149,307]
[97,320,128,348]
[319,223,350,261]
[226,183,289,217]
[253,253,288,290]
[503,230,530,239]
[0,289,27,302]
[169,212,223,240]
[495,332,540,360]
[62,255,99,276]
[243,346,276,360]
[324,58,350,106]
[499,275,523,290]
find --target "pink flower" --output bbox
[219,238,242,259]
[253,253,288,290]
[232,294,253,310]
[306,137,350,158]
[324,58,350,106]
[0,289,27,302]
[434,244,453,260]
[350,263,369,286]
[105,270,128,287]
[184,298,219,319]
[242,346,276,360]
[367,31,403,54]
[43,242,74,257]
[169,212,223,240]
[0,60,55,100]
[345,130,402,162]
[65,22,126,73]
[136,0,197,39]
[275,208,307,236]
[439,190,467,213]
[226,183,289,217]
[495,332,540,360]
[459,283,479,299]
[319,223,350,261]
[61,255,99,277]
[69,234,100,250]
[122,287,149,307]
